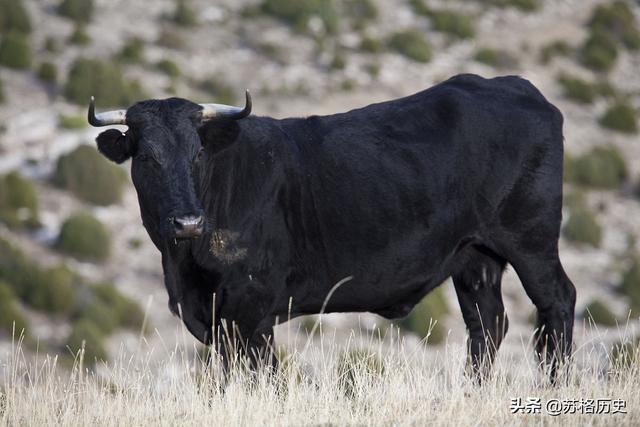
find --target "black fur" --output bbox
[96,74,576,379]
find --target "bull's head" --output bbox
[88,92,251,244]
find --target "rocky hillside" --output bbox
[0,0,639,365]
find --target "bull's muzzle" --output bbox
[172,215,204,239]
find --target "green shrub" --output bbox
[0,281,28,335]
[0,0,31,35]
[428,10,475,39]
[562,204,602,248]
[56,212,111,262]
[588,1,640,50]
[156,59,181,78]
[580,30,618,72]
[359,35,383,53]
[58,114,85,130]
[65,57,144,107]
[329,51,346,70]
[53,145,127,205]
[408,0,429,16]
[118,37,145,64]
[156,28,185,49]
[583,299,617,326]
[0,32,31,69]
[400,286,449,344]
[473,47,518,69]
[171,0,197,27]
[620,258,640,313]
[261,0,340,34]
[92,282,146,332]
[199,77,236,105]
[337,349,385,398]
[345,0,377,29]
[388,30,431,63]
[58,0,94,23]
[37,62,57,83]
[539,40,571,64]
[557,74,596,104]
[492,0,539,11]
[0,171,39,229]
[68,24,90,45]
[566,145,627,189]
[66,319,107,363]
[599,102,638,134]
[23,265,76,314]
[0,238,76,314]
[44,36,58,52]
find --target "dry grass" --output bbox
[1,317,639,427]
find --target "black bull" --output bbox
[90,74,576,379]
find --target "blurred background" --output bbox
[0,0,639,367]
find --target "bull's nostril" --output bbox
[173,215,204,238]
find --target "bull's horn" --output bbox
[88,96,127,127]
[199,89,252,121]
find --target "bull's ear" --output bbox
[96,129,133,164]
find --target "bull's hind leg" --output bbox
[452,247,508,382]
[506,252,576,381]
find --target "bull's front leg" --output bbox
[215,278,277,373]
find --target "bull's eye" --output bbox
[195,148,204,163]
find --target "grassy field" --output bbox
[1,320,638,427]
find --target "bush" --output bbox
[556,74,615,105]
[0,32,31,69]
[92,282,146,332]
[599,102,638,134]
[588,1,640,50]
[118,38,145,64]
[583,299,617,326]
[492,0,539,11]
[23,265,76,314]
[620,258,640,313]
[199,77,236,105]
[56,212,111,262]
[565,145,627,189]
[37,62,57,83]
[359,35,383,53]
[0,171,39,229]
[171,0,198,27]
[58,0,94,23]
[53,145,127,205]
[400,286,449,344]
[156,59,181,78]
[428,10,475,39]
[0,281,28,335]
[562,204,602,248]
[261,0,340,34]
[156,28,185,49]
[345,0,377,29]
[388,30,431,63]
[539,40,571,64]
[337,349,385,398]
[68,24,90,45]
[0,237,75,314]
[66,319,107,363]
[0,0,31,35]
[58,114,86,130]
[580,30,618,72]
[473,47,518,69]
[65,58,144,106]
